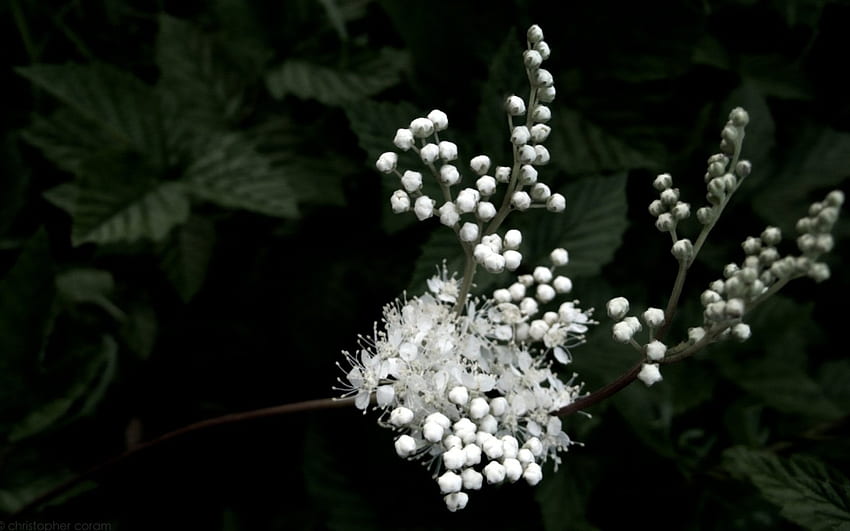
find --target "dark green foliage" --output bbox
[2,0,848,529]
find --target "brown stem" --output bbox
[552,362,642,417]
[11,397,354,518]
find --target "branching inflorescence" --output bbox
[338,23,843,512]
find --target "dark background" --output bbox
[1,0,848,529]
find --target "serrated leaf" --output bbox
[725,447,850,531]
[160,215,216,301]
[20,108,113,176]
[45,179,190,246]
[17,63,165,166]
[185,135,298,218]
[548,109,656,175]
[56,268,125,320]
[524,174,629,277]
[9,335,117,442]
[266,48,409,106]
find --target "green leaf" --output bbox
[17,63,165,166]
[407,228,465,297]
[476,29,525,164]
[0,133,31,235]
[55,268,125,320]
[185,135,299,218]
[121,304,158,360]
[9,335,118,442]
[536,459,600,531]
[266,48,409,106]
[548,109,656,175]
[524,174,629,277]
[159,215,216,301]
[20,109,113,176]
[725,447,850,531]
[44,179,190,246]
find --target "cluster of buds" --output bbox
[696,108,752,225]
[605,297,667,386]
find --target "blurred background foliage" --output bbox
[1,0,849,529]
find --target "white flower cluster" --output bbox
[695,190,844,341]
[605,297,666,386]
[376,24,564,276]
[696,107,751,227]
[336,267,592,510]
[649,173,691,237]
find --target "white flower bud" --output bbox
[448,385,470,405]
[672,238,694,261]
[494,166,511,183]
[553,275,572,294]
[648,199,665,217]
[538,85,556,103]
[410,117,434,138]
[456,188,480,213]
[532,266,551,285]
[672,202,691,220]
[606,297,630,320]
[394,434,417,457]
[523,462,543,485]
[423,421,444,442]
[438,201,460,227]
[427,109,448,131]
[546,248,568,266]
[464,444,483,467]
[645,340,667,361]
[534,144,551,164]
[426,412,451,429]
[420,143,439,164]
[519,164,538,185]
[391,190,410,213]
[444,492,469,512]
[505,95,526,116]
[725,298,745,318]
[444,434,462,450]
[655,213,675,232]
[653,173,672,190]
[483,253,506,273]
[459,222,480,242]
[483,461,507,484]
[438,140,458,161]
[729,107,749,127]
[490,397,508,417]
[453,418,477,444]
[511,191,532,210]
[401,170,423,192]
[809,262,830,282]
[518,145,537,163]
[504,229,522,250]
[527,24,544,44]
[624,316,642,333]
[530,183,551,201]
[529,319,549,340]
[536,284,556,303]
[543,311,559,325]
[761,226,781,246]
[470,155,491,176]
[697,206,715,225]
[477,201,497,221]
[390,406,414,426]
[503,250,523,271]
[482,436,504,459]
[468,397,489,419]
[546,193,566,212]
[393,128,415,150]
[414,195,434,220]
[476,175,497,196]
[642,307,665,328]
[518,448,535,466]
[493,289,512,304]
[462,467,484,489]
[511,126,531,146]
[437,164,460,186]
[482,234,503,252]
[532,105,551,123]
[508,282,526,301]
[688,327,706,343]
[504,458,523,482]
[742,236,762,255]
[731,323,751,341]
[376,152,398,173]
[523,49,543,69]
[535,40,551,59]
[438,471,462,493]
[637,363,663,386]
[612,321,634,343]
[520,296,539,316]
[533,68,554,88]
[443,447,466,470]
[530,123,551,143]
